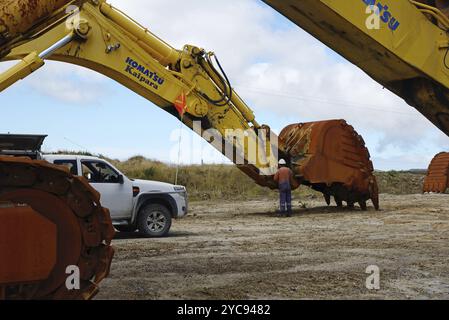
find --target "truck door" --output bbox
[81,159,133,219]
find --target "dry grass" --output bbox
[49,152,429,201]
[110,156,292,201]
[109,157,429,201]
[375,171,426,195]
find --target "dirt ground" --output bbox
[96,194,449,300]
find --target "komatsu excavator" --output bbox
[1,0,448,300]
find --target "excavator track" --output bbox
[0,156,115,300]
[423,152,449,193]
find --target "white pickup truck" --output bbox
[0,134,188,237]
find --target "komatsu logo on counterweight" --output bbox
[125,57,165,89]
[363,0,400,31]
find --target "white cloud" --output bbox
[25,62,108,103]
[374,153,434,171]
[0,59,107,103]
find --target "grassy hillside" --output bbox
[110,156,428,200]
[49,152,428,201]
[375,171,425,195]
[110,156,285,201]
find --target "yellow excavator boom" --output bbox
[1,0,279,186]
[263,0,449,137]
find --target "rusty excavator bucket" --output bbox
[279,120,379,211]
[423,152,449,193]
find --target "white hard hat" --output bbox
[279,159,287,165]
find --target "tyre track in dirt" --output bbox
[97,194,449,300]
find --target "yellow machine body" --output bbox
[264,0,449,136]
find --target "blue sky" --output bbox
[1,0,448,170]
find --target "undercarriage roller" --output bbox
[0,156,115,300]
[279,119,379,211]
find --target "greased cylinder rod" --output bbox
[0,33,74,92]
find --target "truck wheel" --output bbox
[137,204,172,238]
[115,225,136,233]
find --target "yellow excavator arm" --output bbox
[0,0,281,188]
[263,0,449,137]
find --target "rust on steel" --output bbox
[0,203,57,284]
[279,119,379,211]
[0,0,72,41]
[0,156,115,300]
[423,152,449,193]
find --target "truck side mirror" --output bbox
[118,174,125,184]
